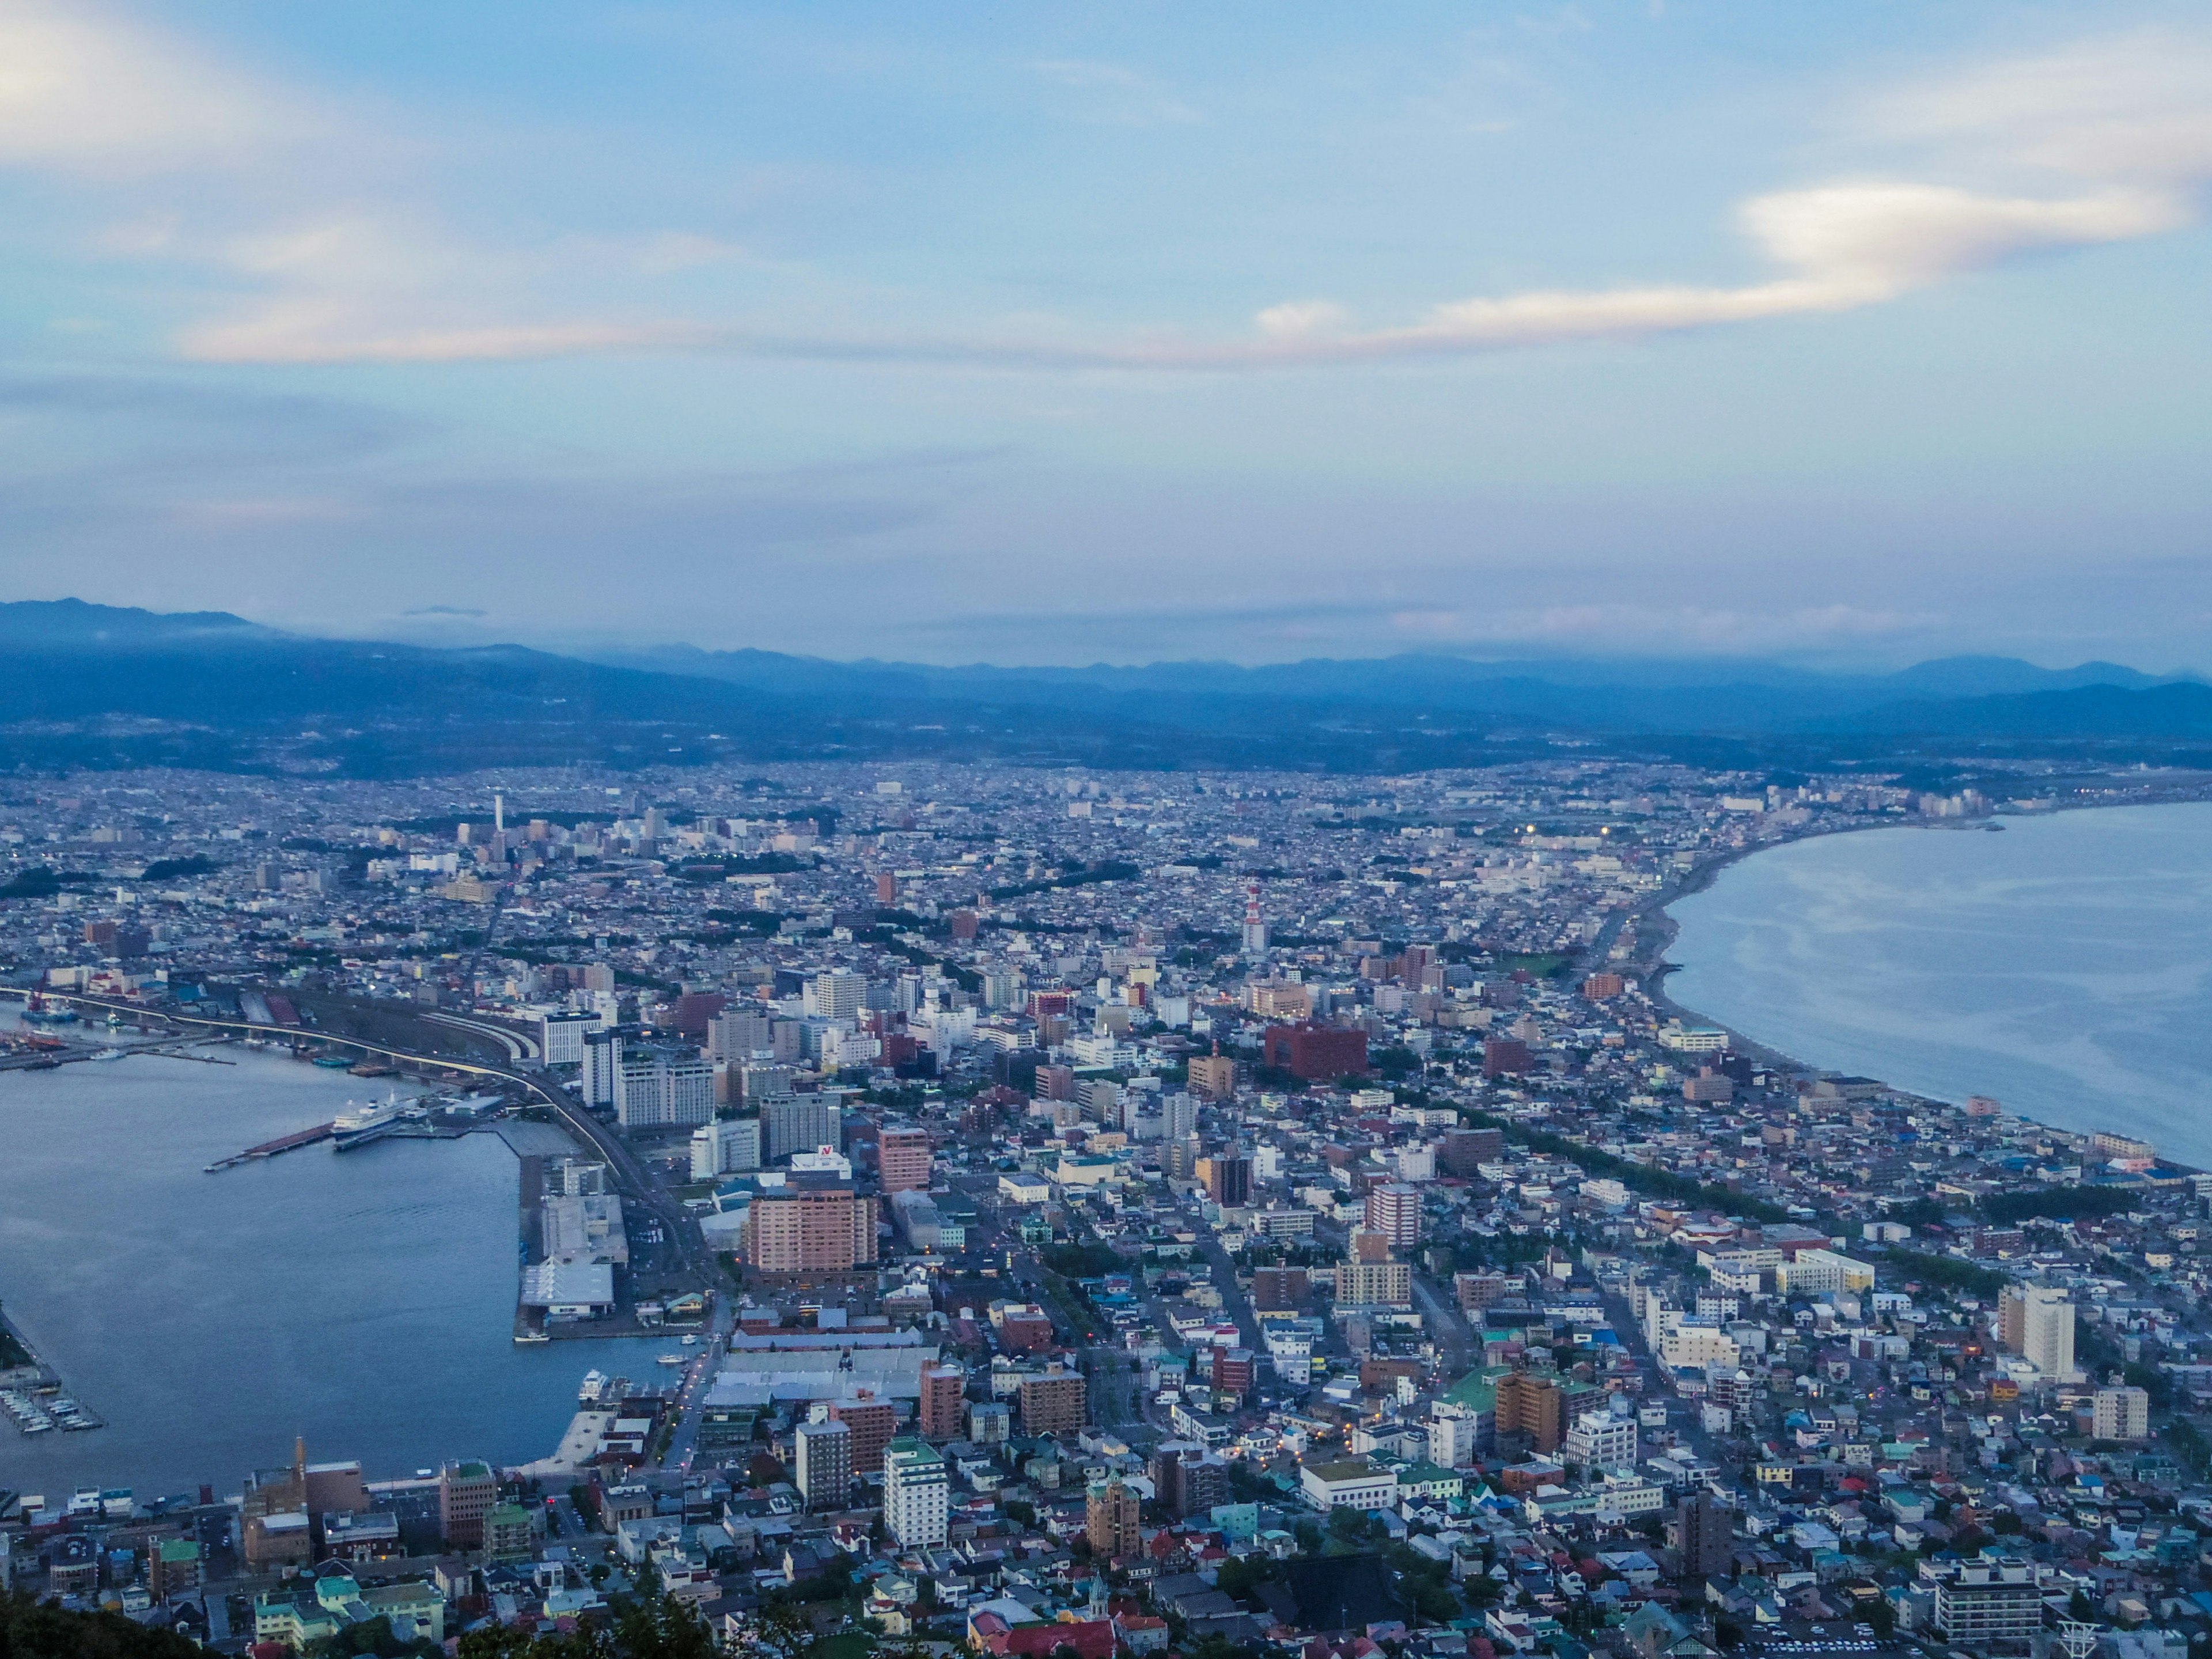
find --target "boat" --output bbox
[89,1049,126,1062]
[681,1334,698,1346]
[331,1093,422,1150]
[313,1054,355,1069]
[657,1354,685,1367]
[578,1369,609,1405]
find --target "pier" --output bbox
[204,1121,335,1173]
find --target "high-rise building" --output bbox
[1442,1127,1505,1173]
[1161,1092,1199,1141]
[1252,1267,1310,1312]
[1148,1445,1226,1520]
[813,968,865,1022]
[1933,1563,2041,1645]
[1998,1284,2078,1380]
[437,1461,497,1549]
[690,1116,762,1180]
[615,1044,715,1129]
[2093,1385,2150,1441]
[540,1009,601,1067]
[581,1028,623,1107]
[1673,1493,1733,1579]
[1211,1346,1255,1402]
[765,1093,842,1164]
[919,1363,966,1439]
[741,1180,878,1273]
[1262,1023,1368,1081]
[829,1395,897,1476]
[1482,1039,1532,1077]
[1365,1183,1422,1251]
[795,1420,853,1511]
[883,1440,949,1547]
[1336,1259,1411,1308]
[1495,1373,1564,1453]
[1018,1366,1089,1436]
[1085,1479,1141,1558]
[878,1127,933,1193]
[707,1007,773,1062]
[1197,1154,1251,1207]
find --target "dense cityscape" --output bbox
[4,759,2212,1659]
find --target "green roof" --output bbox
[1443,1366,1513,1412]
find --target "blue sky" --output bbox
[2,1,2210,666]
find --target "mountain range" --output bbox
[6,597,2212,777]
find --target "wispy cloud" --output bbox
[3,6,2208,370]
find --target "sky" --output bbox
[2,2,2210,667]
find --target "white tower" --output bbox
[1241,881,1269,957]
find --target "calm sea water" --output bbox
[1666,802,2212,1170]
[0,1024,666,1498]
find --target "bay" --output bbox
[1665,801,2212,1171]
[0,1022,666,1498]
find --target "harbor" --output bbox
[0,1303,104,1438]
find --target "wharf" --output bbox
[0,1304,103,1435]
[514,1154,547,1343]
[204,1121,335,1173]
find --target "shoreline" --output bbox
[1623,795,2212,1171]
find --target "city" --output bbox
[3,758,2211,1658]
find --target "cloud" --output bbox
[1388,603,1945,651]
[1029,59,1199,127]
[3,8,2208,370]
[403,604,486,618]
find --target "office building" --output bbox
[878,1127,932,1193]
[438,1461,497,1549]
[795,1419,853,1512]
[1086,1479,1141,1558]
[707,1007,773,1061]
[540,1009,600,1067]
[1161,1091,1199,1141]
[1998,1284,2078,1380]
[1365,1183,1421,1251]
[582,1028,623,1107]
[1442,1128,1505,1173]
[1336,1259,1411,1309]
[919,1363,966,1439]
[742,1180,877,1273]
[1262,1022,1368,1081]
[883,1440,949,1547]
[765,1093,841,1163]
[1495,1373,1564,1453]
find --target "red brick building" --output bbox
[1262,1022,1368,1081]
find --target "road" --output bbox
[1411,1270,1477,1376]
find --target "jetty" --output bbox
[205,1121,335,1173]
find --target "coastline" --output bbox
[1622,798,2212,1173]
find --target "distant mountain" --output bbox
[4,599,2212,775]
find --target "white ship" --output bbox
[331,1093,417,1150]
[578,1369,609,1405]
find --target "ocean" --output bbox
[1665,801,2212,1169]
[0,1023,668,1498]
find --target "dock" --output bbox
[204,1121,335,1173]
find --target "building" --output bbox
[1774,1248,1876,1296]
[765,1093,842,1163]
[1495,1373,1565,1453]
[1933,1562,2041,1644]
[582,1027,623,1107]
[830,1395,897,1475]
[1336,1259,1411,1309]
[878,1126,933,1192]
[1442,1128,1504,1173]
[1086,1478,1141,1558]
[1998,1284,2079,1380]
[1149,1445,1228,1520]
[1582,974,1626,999]
[2093,1385,2151,1441]
[1482,1039,1532,1077]
[814,968,866,1022]
[708,1006,773,1061]
[1196,1154,1251,1207]
[615,1044,715,1130]
[1018,1366,1089,1435]
[438,1461,498,1549]
[483,1503,537,1560]
[796,1419,854,1512]
[150,1538,203,1601]
[1673,1493,1733,1579]
[884,1439,949,1547]
[690,1115,762,1180]
[540,1009,600,1067]
[1262,1023,1368,1081]
[1252,1267,1310,1311]
[743,1180,877,1274]
[919,1362,967,1439]
[1211,1346,1255,1402]
[1300,1457,1398,1512]
[1564,1408,1639,1473]
[1364,1183,1422,1251]
[1187,1052,1237,1101]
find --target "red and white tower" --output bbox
[1241,881,1269,957]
